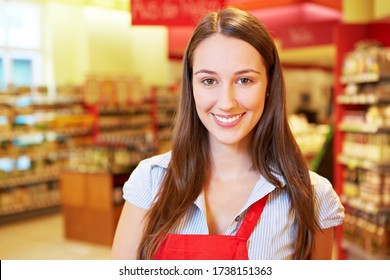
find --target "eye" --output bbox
[236,77,252,85]
[201,78,218,86]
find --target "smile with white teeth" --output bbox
[213,113,244,123]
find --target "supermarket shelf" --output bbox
[0,90,93,224]
[0,172,59,189]
[98,104,152,115]
[334,26,390,259]
[340,73,383,85]
[1,149,70,162]
[0,204,61,225]
[342,195,390,215]
[0,127,93,142]
[337,154,390,171]
[339,123,390,134]
[341,239,390,260]
[337,94,390,105]
[0,94,84,107]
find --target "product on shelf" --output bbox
[67,146,154,174]
[340,133,390,165]
[337,39,390,259]
[0,87,94,222]
[84,75,147,106]
[342,206,389,259]
[341,40,390,84]
[338,85,390,132]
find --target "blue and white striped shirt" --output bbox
[123,151,345,260]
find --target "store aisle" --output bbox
[0,212,342,260]
[0,213,111,260]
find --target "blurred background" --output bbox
[0,0,389,260]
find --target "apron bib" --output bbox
[153,194,269,260]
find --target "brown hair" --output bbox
[137,7,319,260]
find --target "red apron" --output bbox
[153,194,269,260]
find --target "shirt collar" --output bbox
[194,170,286,215]
[151,151,287,212]
[151,151,286,184]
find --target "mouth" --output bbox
[212,113,245,126]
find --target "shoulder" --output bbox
[309,171,338,202]
[122,151,171,209]
[130,150,171,186]
[308,171,345,228]
[308,171,336,198]
[138,150,171,170]
[309,171,331,188]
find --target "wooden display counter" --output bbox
[60,171,129,246]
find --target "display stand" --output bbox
[60,171,129,246]
[59,75,155,246]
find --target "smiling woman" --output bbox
[192,34,267,147]
[111,7,344,260]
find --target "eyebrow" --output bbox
[193,68,261,75]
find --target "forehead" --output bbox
[192,33,265,71]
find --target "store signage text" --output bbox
[131,0,226,26]
[279,21,337,49]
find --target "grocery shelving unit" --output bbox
[0,90,94,224]
[73,75,157,174]
[150,85,178,154]
[60,76,160,245]
[334,22,390,259]
[79,102,156,173]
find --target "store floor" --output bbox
[0,213,111,260]
[1,212,341,260]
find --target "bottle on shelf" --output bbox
[337,40,390,259]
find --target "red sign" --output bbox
[131,0,226,26]
[168,26,194,59]
[279,21,338,49]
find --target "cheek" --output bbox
[241,93,266,114]
[193,88,217,112]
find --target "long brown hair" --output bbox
[137,7,319,260]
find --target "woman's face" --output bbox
[192,33,268,149]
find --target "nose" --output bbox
[217,84,237,111]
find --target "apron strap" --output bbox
[235,193,269,239]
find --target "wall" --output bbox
[343,0,390,23]
[374,0,390,19]
[42,2,171,88]
[43,3,87,88]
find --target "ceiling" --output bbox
[226,0,342,68]
[53,0,340,68]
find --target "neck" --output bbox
[209,140,255,180]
